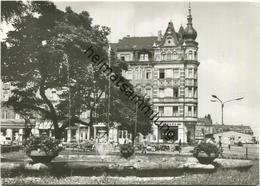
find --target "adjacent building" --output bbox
[212,124,254,144]
[195,115,213,142]
[112,6,199,143]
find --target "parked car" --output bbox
[0,137,12,145]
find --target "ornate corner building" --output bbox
[112,6,199,143]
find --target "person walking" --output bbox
[228,139,231,150]
[178,139,182,153]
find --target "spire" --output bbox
[187,2,193,26]
[183,2,197,41]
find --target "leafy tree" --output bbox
[1,1,26,22]
[2,1,152,139]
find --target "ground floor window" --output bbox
[159,125,178,141]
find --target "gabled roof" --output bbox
[113,36,158,51]
[160,21,181,46]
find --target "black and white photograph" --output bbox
[0,1,259,185]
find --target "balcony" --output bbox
[185,79,198,87]
[158,79,180,87]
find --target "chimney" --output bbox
[157,30,162,41]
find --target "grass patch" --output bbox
[2,160,259,185]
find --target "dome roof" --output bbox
[183,26,197,40]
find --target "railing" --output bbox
[220,144,259,160]
[1,145,23,153]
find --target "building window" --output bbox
[159,88,164,97]
[159,69,165,79]
[15,114,20,119]
[172,106,178,116]
[188,106,192,117]
[188,87,192,97]
[2,110,8,119]
[155,54,160,61]
[166,52,171,61]
[158,106,164,116]
[124,131,128,138]
[194,106,197,117]
[71,130,76,139]
[121,54,130,61]
[188,68,193,78]
[173,87,179,98]
[146,88,152,98]
[118,130,122,138]
[144,54,149,61]
[138,69,142,79]
[194,69,197,79]
[146,71,151,79]
[140,54,149,61]
[161,52,166,61]
[120,56,125,61]
[126,70,133,79]
[173,68,179,78]
[194,87,197,98]
[188,50,193,60]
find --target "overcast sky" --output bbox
[2,1,259,136]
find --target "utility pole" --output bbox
[107,44,111,141]
[211,95,243,146]
[134,104,137,145]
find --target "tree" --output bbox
[2,2,110,139]
[1,1,26,22]
[2,2,152,139]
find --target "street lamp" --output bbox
[211,95,243,147]
[211,95,244,126]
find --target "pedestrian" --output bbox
[228,139,231,150]
[178,139,182,153]
[218,140,222,148]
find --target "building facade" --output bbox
[113,6,199,143]
[195,115,213,142]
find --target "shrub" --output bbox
[120,143,134,159]
[193,142,219,157]
[24,135,63,156]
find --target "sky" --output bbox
[2,1,260,136]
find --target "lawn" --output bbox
[2,160,259,185]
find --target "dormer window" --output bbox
[140,54,149,61]
[120,54,130,61]
[161,52,166,61]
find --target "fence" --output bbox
[1,145,23,153]
[221,144,258,160]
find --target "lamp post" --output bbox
[211,95,243,146]
[134,103,138,145]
